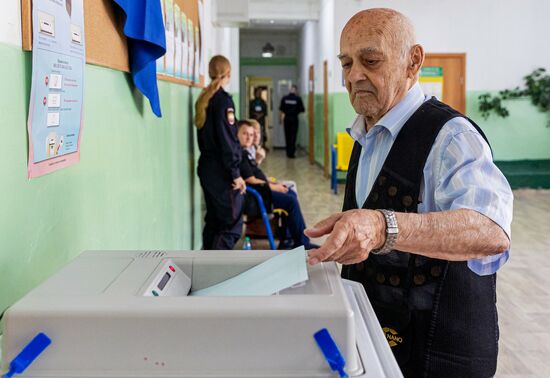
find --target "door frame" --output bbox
[423,53,466,113]
[323,60,329,177]
[308,65,314,164]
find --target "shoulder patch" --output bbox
[226,107,235,125]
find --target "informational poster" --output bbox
[188,19,195,82]
[419,66,444,101]
[193,25,200,83]
[156,0,166,75]
[181,11,189,80]
[164,0,175,76]
[174,4,182,78]
[27,0,85,178]
[198,0,206,80]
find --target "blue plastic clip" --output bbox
[3,333,51,378]
[314,328,348,378]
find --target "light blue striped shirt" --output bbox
[350,82,513,276]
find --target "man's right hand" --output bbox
[232,177,246,194]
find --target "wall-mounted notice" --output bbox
[198,0,205,80]
[156,0,166,75]
[174,4,182,78]
[188,19,195,82]
[181,11,189,80]
[164,0,175,76]
[27,0,85,178]
[419,66,444,101]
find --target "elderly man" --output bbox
[306,8,513,377]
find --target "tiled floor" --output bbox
[258,148,550,377]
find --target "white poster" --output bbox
[198,0,206,80]
[174,4,182,78]
[164,0,175,76]
[193,26,200,83]
[156,0,166,75]
[181,12,189,80]
[27,0,85,178]
[188,19,195,82]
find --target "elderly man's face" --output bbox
[339,21,410,122]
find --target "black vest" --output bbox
[341,98,498,377]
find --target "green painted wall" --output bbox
[0,44,202,314]
[466,91,550,161]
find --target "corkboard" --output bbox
[21,0,205,86]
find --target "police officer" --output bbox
[195,55,246,250]
[279,85,305,158]
[249,87,268,147]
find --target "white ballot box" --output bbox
[1,250,402,377]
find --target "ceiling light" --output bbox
[261,42,274,58]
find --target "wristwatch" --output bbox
[371,209,398,255]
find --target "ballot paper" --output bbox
[190,247,308,296]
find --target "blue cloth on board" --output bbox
[112,0,166,117]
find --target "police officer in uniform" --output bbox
[306,9,513,377]
[195,55,246,250]
[279,85,305,158]
[249,87,268,147]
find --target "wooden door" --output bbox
[308,65,314,164]
[422,53,466,113]
[323,60,329,177]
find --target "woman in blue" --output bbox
[195,55,246,250]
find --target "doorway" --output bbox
[245,76,273,148]
[421,53,466,113]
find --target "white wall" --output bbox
[203,0,240,93]
[298,0,335,95]
[332,0,550,92]
[299,21,316,96]
[0,0,22,46]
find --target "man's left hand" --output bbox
[304,209,386,265]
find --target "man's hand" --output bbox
[232,177,247,194]
[269,183,289,193]
[304,209,386,265]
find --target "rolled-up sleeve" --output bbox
[434,119,514,275]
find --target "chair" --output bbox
[244,186,277,250]
[331,132,354,194]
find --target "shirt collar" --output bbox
[349,82,425,142]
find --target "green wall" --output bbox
[466,91,550,161]
[0,44,202,314]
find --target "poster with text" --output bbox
[181,11,189,80]
[27,0,85,178]
[174,4,182,78]
[164,0,175,76]
[419,67,444,101]
[198,0,206,81]
[156,0,166,75]
[188,19,195,82]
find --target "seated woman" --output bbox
[248,119,298,194]
[237,120,315,250]
[246,119,267,165]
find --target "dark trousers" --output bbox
[283,118,298,158]
[199,175,244,250]
[271,190,309,247]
